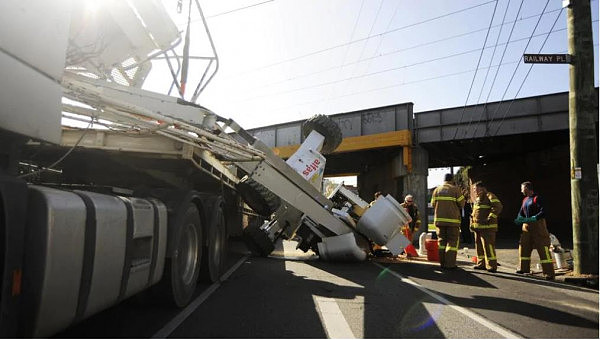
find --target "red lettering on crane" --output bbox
[302,159,321,176]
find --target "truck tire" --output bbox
[301,114,342,154]
[200,198,227,283]
[237,176,280,216]
[161,203,202,307]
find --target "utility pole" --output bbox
[567,0,598,275]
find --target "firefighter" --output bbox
[370,191,382,207]
[400,194,421,243]
[431,173,465,269]
[470,181,502,272]
[514,181,555,280]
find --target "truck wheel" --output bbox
[200,198,227,283]
[161,203,202,307]
[301,114,342,154]
[237,176,280,216]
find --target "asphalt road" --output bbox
[56,239,599,338]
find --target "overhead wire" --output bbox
[342,0,403,106]
[492,6,565,137]
[221,0,497,79]
[475,0,512,106]
[470,0,525,138]
[461,0,513,139]
[217,1,595,125]
[328,0,385,110]
[321,0,366,112]
[485,0,551,135]
[231,27,569,105]
[172,0,274,25]
[246,7,563,92]
[206,0,275,19]
[360,1,402,77]
[267,31,598,133]
[451,0,499,140]
[267,58,523,114]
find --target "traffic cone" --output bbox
[405,244,419,257]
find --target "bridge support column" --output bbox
[391,146,429,244]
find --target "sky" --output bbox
[143,0,599,132]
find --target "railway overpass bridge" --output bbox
[248,90,598,242]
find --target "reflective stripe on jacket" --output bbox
[471,191,502,230]
[431,182,465,227]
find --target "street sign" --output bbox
[523,54,572,64]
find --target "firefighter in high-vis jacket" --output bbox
[514,181,555,280]
[470,181,503,272]
[431,174,465,269]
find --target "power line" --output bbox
[253,41,599,125]
[242,8,563,93]
[172,0,275,27]
[451,0,499,140]
[462,0,513,139]
[470,0,525,138]
[267,59,523,115]
[485,0,551,135]
[206,0,275,19]
[322,0,367,111]
[232,27,569,104]
[475,0,511,105]
[272,37,598,120]
[331,0,366,89]
[222,0,497,79]
[360,1,402,79]
[492,6,565,137]
[329,0,385,109]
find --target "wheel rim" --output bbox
[179,221,199,285]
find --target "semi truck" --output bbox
[0,0,412,337]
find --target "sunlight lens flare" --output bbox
[376,267,391,280]
[399,300,444,334]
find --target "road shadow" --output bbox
[470,270,599,293]
[438,293,599,329]
[380,260,499,288]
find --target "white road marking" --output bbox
[373,262,522,339]
[313,296,355,339]
[152,256,249,339]
[284,261,358,338]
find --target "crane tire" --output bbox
[237,176,280,217]
[301,114,342,154]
